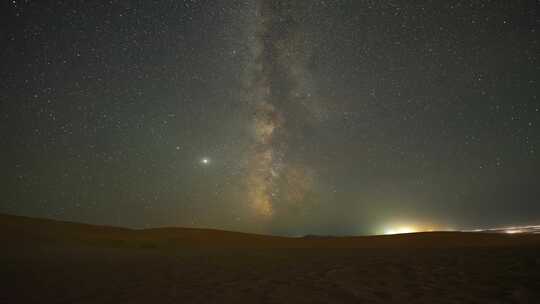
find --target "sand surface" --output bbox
[2,214,540,303]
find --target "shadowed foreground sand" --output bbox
[2,214,540,303]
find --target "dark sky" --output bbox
[1,0,539,235]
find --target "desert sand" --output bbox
[1,213,540,303]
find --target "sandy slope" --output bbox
[2,213,540,303]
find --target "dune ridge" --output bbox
[3,213,540,303]
[2,213,540,249]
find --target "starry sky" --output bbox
[1,0,539,236]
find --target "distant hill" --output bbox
[2,213,540,250]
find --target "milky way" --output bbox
[242,1,321,220]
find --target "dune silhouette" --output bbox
[2,213,540,303]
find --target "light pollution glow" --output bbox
[469,225,540,234]
[378,220,450,235]
[384,226,418,235]
[380,224,540,235]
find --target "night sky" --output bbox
[1,1,539,236]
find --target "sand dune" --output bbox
[2,213,540,303]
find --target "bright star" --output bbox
[200,157,210,165]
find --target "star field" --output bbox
[1,0,539,235]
